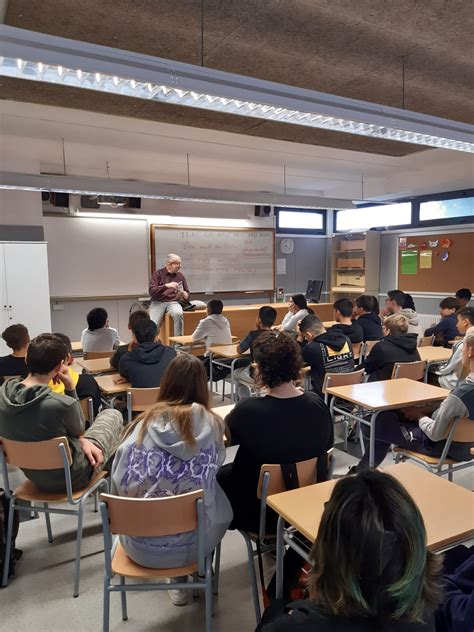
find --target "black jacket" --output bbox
[301,330,354,396]
[118,342,176,388]
[362,334,420,382]
[357,312,383,341]
[259,599,435,632]
[327,322,364,343]
[110,343,129,370]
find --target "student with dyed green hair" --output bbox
[259,469,441,631]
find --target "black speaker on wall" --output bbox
[255,205,272,217]
[50,192,70,207]
[128,197,141,209]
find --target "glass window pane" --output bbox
[336,203,411,231]
[278,210,324,230]
[419,198,474,221]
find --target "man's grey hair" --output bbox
[166,253,181,264]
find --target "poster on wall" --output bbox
[401,249,418,275]
[419,250,433,269]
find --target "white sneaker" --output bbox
[167,576,188,606]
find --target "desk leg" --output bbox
[275,516,285,600]
[208,352,213,393]
[424,361,431,383]
[230,358,238,402]
[369,411,379,469]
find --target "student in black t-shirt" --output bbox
[217,332,333,533]
[0,323,29,385]
[233,305,277,399]
[353,294,383,341]
[258,470,441,632]
[327,298,363,343]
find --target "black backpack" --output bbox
[0,489,21,584]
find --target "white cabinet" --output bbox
[0,242,51,355]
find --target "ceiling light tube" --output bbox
[0,25,473,153]
[0,171,355,208]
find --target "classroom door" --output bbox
[3,243,51,342]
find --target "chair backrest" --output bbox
[361,339,378,361]
[450,418,474,443]
[0,436,72,469]
[79,397,94,423]
[322,369,365,394]
[256,457,317,499]
[127,387,161,412]
[352,342,362,360]
[391,360,427,381]
[83,351,113,360]
[418,335,435,347]
[100,490,203,537]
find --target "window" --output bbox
[276,208,326,234]
[335,203,412,232]
[419,197,474,222]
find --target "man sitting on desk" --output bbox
[351,326,474,472]
[149,253,189,337]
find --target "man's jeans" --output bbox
[150,301,184,336]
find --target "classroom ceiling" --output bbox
[2,0,474,158]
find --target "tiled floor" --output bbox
[1,392,472,631]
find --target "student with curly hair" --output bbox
[259,469,442,631]
[217,332,333,532]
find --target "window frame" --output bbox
[414,189,474,228]
[333,201,413,233]
[275,207,327,235]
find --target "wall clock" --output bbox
[280,238,294,254]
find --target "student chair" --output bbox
[126,387,160,423]
[391,360,427,381]
[419,335,435,347]
[99,490,218,632]
[238,457,318,624]
[359,340,378,363]
[83,351,113,360]
[394,417,474,480]
[0,436,108,596]
[322,370,366,451]
[80,397,94,425]
[352,341,363,361]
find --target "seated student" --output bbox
[362,314,420,382]
[191,298,232,350]
[0,323,29,385]
[354,326,474,471]
[424,297,461,347]
[112,354,232,605]
[0,334,122,493]
[456,288,472,309]
[259,469,441,632]
[382,289,423,339]
[437,307,474,389]
[353,295,383,341]
[217,332,333,533]
[110,309,150,369]
[436,546,474,632]
[81,307,120,353]
[327,298,363,343]
[233,305,278,399]
[117,318,176,388]
[274,294,313,332]
[403,292,417,311]
[51,333,102,416]
[298,314,354,397]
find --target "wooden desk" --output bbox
[71,341,83,356]
[77,358,115,375]
[161,302,334,345]
[326,379,450,467]
[418,346,452,381]
[212,404,235,418]
[269,462,474,598]
[96,374,130,408]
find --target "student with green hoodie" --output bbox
[0,333,122,493]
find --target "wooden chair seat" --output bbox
[14,471,108,502]
[111,541,198,578]
[393,447,458,466]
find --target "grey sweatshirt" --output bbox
[437,340,463,390]
[111,403,233,568]
[281,308,310,332]
[191,313,232,350]
[400,308,423,340]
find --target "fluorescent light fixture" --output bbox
[1,26,473,153]
[0,171,355,209]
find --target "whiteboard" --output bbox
[44,216,149,297]
[152,226,275,293]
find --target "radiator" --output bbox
[417,314,439,331]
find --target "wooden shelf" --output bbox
[333,249,365,254]
[335,267,365,271]
[331,287,365,293]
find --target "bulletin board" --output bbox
[397,232,474,293]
